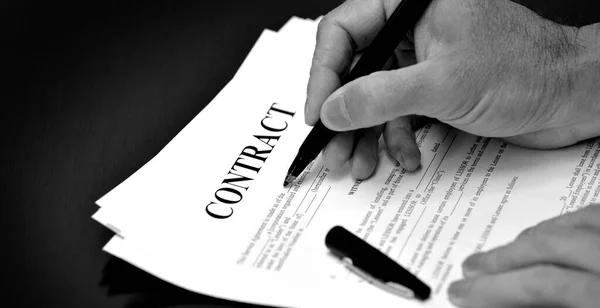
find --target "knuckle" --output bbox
[481,249,503,272]
[516,226,535,239]
[529,232,556,256]
[482,244,519,273]
[341,84,365,121]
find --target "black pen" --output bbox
[283,0,433,186]
[325,226,431,301]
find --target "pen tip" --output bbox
[283,174,296,187]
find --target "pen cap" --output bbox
[325,226,431,300]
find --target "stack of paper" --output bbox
[93,17,600,308]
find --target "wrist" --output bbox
[569,23,600,140]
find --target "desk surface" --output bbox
[2,1,598,307]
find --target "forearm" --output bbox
[573,23,600,139]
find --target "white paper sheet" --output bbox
[92,17,600,308]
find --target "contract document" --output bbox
[92,17,600,308]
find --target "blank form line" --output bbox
[424,134,458,192]
[294,166,324,216]
[397,206,427,261]
[416,153,437,191]
[304,194,318,214]
[306,186,331,228]
[450,192,464,216]
[252,237,271,268]
[440,127,451,144]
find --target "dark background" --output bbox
[2,1,598,307]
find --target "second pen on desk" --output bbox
[283,0,434,186]
[325,226,431,300]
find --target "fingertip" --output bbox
[395,147,421,171]
[350,153,377,180]
[384,120,421,171]
[322,132,354,170]
[349,130,379,180]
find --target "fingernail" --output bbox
[395,151,420,171]
[448,279,470,305]
[403,151,421,171]
[322,96,351,129]
[394,151,407,168]
[462,252,484,278]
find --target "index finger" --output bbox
[305,0,398,125]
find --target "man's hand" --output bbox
[449,204,600,307]
[305,0,600,179]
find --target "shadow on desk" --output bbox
[101,257,268,308]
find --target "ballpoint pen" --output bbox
[325,226,431,300]
[283,0,433,186]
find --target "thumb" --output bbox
[320,58,449,131]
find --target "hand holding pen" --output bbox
[303,0,600,181]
